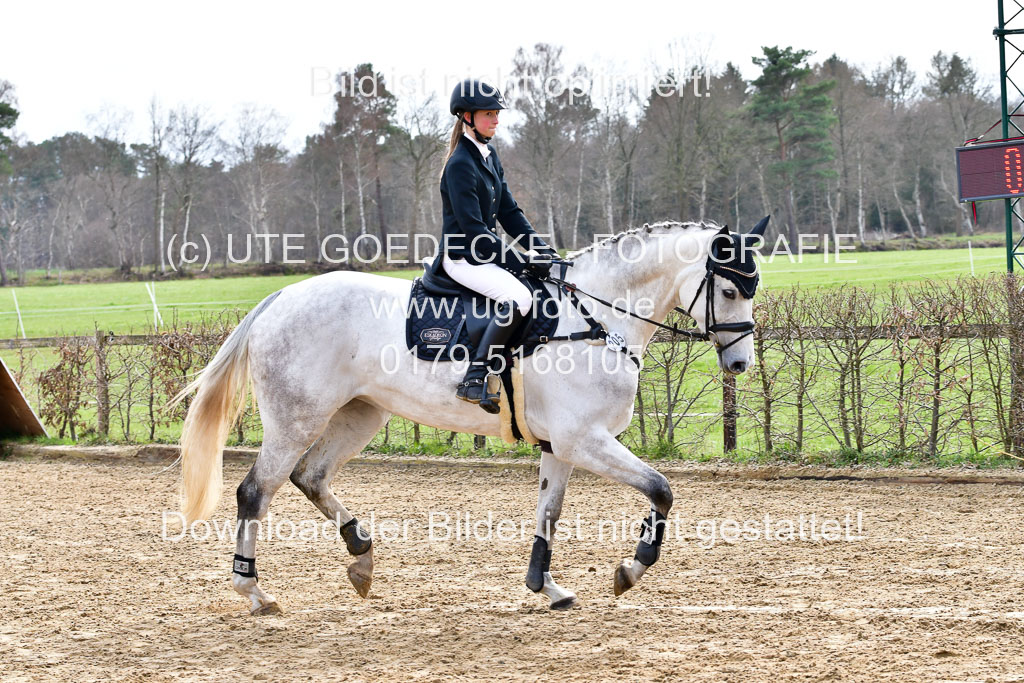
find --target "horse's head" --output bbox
[679,216,768,375]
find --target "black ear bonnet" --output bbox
[708,223,764,299]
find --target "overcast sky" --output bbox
[1,0,1002,152]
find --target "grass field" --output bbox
[0,245,1008,339]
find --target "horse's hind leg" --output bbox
[526,447,576,609]
[289,399,391,599]
[233,414,333,616]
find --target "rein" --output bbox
[537,257,756,357]
[544,275,704,339]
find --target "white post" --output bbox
[145,282,164,330]
[11,290,25,339]
[968,239,975,277]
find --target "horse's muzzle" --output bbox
[726,359,748,375]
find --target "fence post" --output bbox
[474,434,486,451]
[723,373,737,453]
[94,329,110,436]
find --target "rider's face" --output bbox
[466,109,499,137]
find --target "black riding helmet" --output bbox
[450,79,506,143]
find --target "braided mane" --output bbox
[566,220,722,260]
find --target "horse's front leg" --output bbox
[555,429,673,597]
[525,446,576,609]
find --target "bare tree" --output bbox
[398,95,446,240]
[167,104,219,264]
[510,44,596,249]
[145,98,170,272]
[87,107,141,273]
[226,105,287,263]
[297,141,330,263]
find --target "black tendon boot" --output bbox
[456,300,526,413]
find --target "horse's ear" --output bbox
[717,224,730,236]
[749,215,770,237]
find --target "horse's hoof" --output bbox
[251,601,283,616]
[550,595,576,610]
[539,572,576,609]
[348,562,372,598]
[613,560,635,596]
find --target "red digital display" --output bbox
[957,140,1024,201]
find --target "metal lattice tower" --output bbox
[997,1,1024,271]
[997,2,1024,457]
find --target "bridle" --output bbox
[679,263,757,353]
[541,256,756,357]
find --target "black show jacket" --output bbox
[439,134,554,275]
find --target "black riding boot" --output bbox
[456,300,527,413]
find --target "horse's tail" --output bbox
[169,291,282,523]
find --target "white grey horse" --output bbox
[174,218,767,614]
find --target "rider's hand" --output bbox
[524,256,553,278]
[536,244,559,259]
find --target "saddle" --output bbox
[405,256,559,362]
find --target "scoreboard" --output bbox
[956,139,1024,202]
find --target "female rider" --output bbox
[438,79,557,412]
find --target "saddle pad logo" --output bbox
[420,327,453,345]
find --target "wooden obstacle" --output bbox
[0,357,47,438]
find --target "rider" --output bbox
[439,78,558,412]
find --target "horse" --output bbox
[173,217,768,614]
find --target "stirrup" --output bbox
[478,374,501,415]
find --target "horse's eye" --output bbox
[723,289,736,300]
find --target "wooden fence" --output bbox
[4,320,1022,457]
[5,273,1024,458]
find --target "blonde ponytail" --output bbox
[439,118,464,181]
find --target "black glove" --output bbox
[524,255,553,278]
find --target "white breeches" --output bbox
[442,254,533,316]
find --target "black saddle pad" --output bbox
[405,276,560,362]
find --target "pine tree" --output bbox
[749,46,836,247]
[0,90,19,175]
